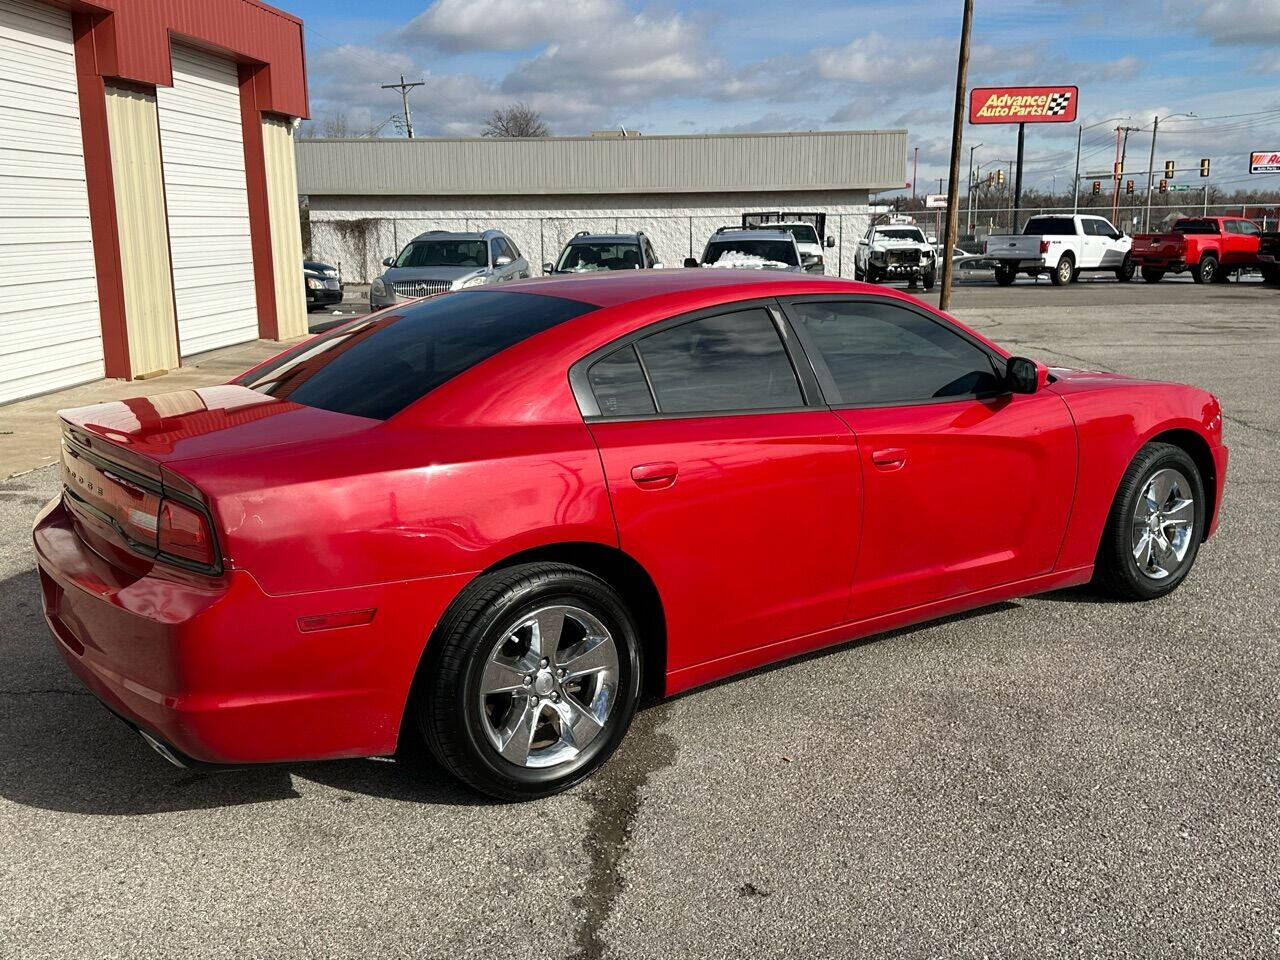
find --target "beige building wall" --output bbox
[104,85,178,377]
[262,117,307,340]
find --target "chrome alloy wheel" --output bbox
[1131,467,1196,580]
[477,605,619,768]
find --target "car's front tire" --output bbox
[1115,255,1135,282]
[1093,442,1206,601]
[415,562,643,800]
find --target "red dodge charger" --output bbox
[34,271,1227,799]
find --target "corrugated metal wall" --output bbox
[104,84,178,378]
[262,116,307,340]
[297,131,906,197]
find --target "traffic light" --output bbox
[1114,161,1123,177]
[1165,160,1176,179]
[1091,180,1101,196]
[996,168,1005,186]
[1159,179,1168,193]
[1200,158,1211,177]
[1126,179,1134,195]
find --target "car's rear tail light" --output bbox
[103,471,162,547]
[1040,240,1050,254]
[158,498,215,566]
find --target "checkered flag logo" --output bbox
[1046,92,1072,116]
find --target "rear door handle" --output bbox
[871,447,907,469]
[631,461,678,489]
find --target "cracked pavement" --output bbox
[1,283,1278,958]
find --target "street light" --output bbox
[966,142,983,236]
[1144,113,1196,231]
[1073,115,1131,213]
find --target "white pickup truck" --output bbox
[984,214,1133,286]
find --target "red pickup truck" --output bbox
[1130,216,1263,283]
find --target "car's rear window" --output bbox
[1023,217,1075,236]
[237,291,593,420]
[1171,219,1217,234]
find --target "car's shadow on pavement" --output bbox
[0,565,488,815]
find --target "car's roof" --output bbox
[496,268,880,308]
[709,229,793,242]
[408,229,500,242]
[566,234,642,244]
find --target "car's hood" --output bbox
[381,265,485,285]
[1048,366,1150,387]
[872,239,926,250]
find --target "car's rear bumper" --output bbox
[1132,256,1186,270]
[990,257,1045,271]
[34,496,471,765]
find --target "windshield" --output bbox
[702,240,799,267]
[236,291,593,420]
[557,242,642,272]
[1171,219,1217,234]
[395,240,488,269]
[780,225,820,246]
[875,228,926,243]
[1023,217,1075,236]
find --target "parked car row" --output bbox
[982,213,1280,288]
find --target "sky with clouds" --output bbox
[294,0,1280,196]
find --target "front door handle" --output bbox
[631,461,678,489]
[871,447,907,470]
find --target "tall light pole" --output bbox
[938,0,974,312]
[966,142,983,236]
[1074,115,1130,213]
[1144,112,1195,231]
[381,74,425,139]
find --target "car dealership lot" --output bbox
[2,283,1277,958]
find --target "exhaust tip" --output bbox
[137,728,189,768]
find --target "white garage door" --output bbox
[0,0,103,404]
[157,43,258,357]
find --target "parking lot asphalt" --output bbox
[2,282,1278,958]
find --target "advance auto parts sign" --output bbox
[969,86,1078,124]
[1250,151,1280,174]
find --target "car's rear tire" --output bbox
[994,264,1017,286]
[1141,267,1165,283]
[1192,254,1218,284]
[1262,265,1280,286]
[1115,256,1135,282]
[1093,442,1206,601]
[1051,254,1075,286]
[414,562,643,801]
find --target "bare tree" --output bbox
[481,103,549,138]
[298,112,352,139]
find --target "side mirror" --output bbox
[495,255,513,267]
[652,261,665,269]
[542,262,554,274]
[857,238,869,245]
[824,236,836,248]
[683,257,700,268]
[382,257,395,267]
[927,235,938,244]
[1005,356,1047,394]
[801,254,820,267]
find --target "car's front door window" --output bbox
[786,299,1002,406]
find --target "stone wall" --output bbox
[306,190,875,282]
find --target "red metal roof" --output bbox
[71,0,307,117]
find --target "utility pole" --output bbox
[1109,127,1123,223]
[1143,113,1195,231]
[966,142,983,236]
[1012,122,1026,231]
[939,0,973,313]
[1073,124,1083,213]
[1116,125,1139,227]
[381,74,425,139]
[912,147,919,206]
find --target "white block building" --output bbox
[296,130,906,283]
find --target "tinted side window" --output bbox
[635,309,803,414]
[788,300,1002,406]
[588,345,655,417]
[238,291,593,420]
[490,239,504,262]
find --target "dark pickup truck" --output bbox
[1259,232,1280,285]
[1130,216,1263,284]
